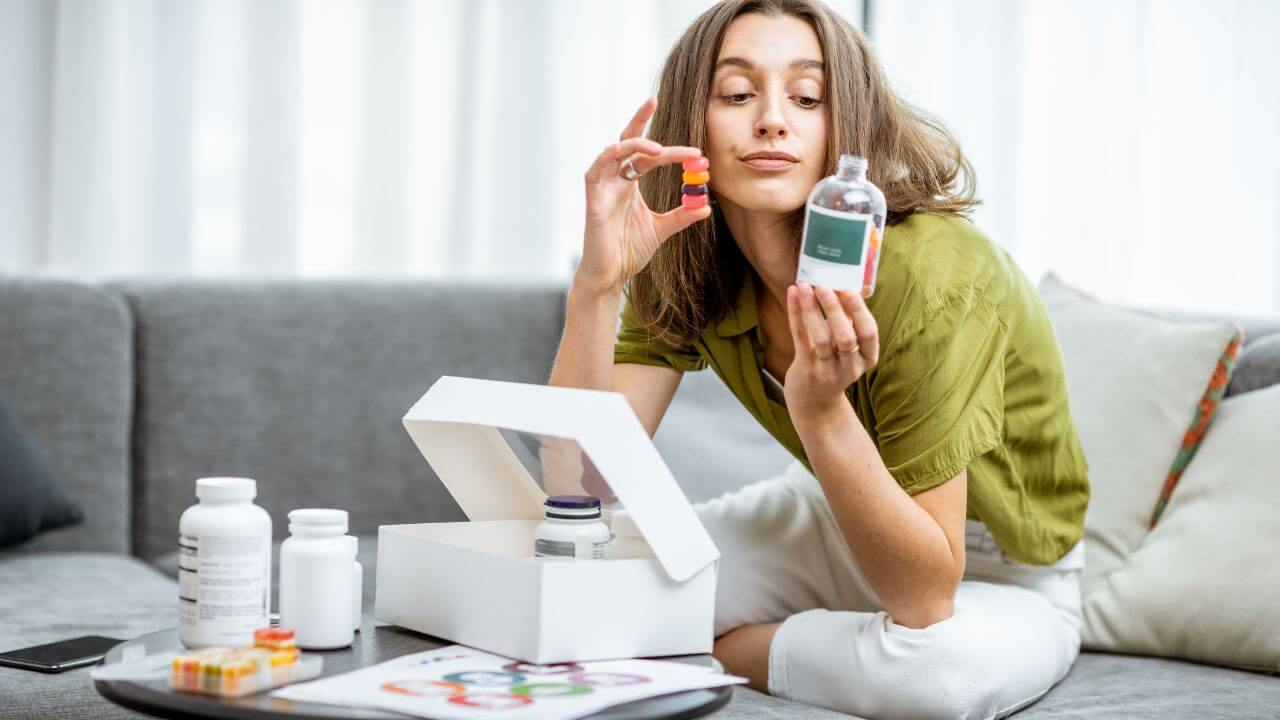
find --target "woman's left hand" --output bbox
[783,281,880,419]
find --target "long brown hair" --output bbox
[628,0,979,345]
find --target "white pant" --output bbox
[693,461,1085,720]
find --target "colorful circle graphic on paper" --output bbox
[379,679,465,697]
[502,661,584,676]
[567,671,652,687]
[443,670,526,686]
[510,682,594,698]
[447,692,533,709]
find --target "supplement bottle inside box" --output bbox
[376,376,721,664]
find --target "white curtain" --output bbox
[3,0,1276,316]
[871,0,1280,316]
[0,0,862,281]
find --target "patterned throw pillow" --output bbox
[1149,332,1243,527]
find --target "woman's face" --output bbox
[706,13,828,216]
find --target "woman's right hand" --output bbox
[578,97,712,294]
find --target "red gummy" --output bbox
[682,156,709,172]
[255,627,295,642]
[682,194,708,209]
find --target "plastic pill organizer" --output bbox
[91,627,323,699]
[169,628,321,698]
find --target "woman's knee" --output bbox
[773,603,1071,720]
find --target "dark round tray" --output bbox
[94,619,732,720]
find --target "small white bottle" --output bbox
[604,508,652,559]
[278,509,356,650]
[533,495,611,560]
[178,477,272,649]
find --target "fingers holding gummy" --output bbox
[622,145,703,177]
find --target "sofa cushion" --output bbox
[0,278,132,554]
[653,369,793,503]
[0,391,84,548]
[712,653,1280,719]
[1014,653,1280,718]
[0,552,175,720]
[1038,274,1241,601]
[111,280,566,561]
[1230,334,1280,397]
[1082,384,1280,671]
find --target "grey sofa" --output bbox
[2,275,1279,720]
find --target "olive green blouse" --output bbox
[614,213,1090,566]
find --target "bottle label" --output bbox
[802,205,872,266]
[534,538,610,559]
[534,538,576,558]
[178,532,269,644]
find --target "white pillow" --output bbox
[1037,274,1240,602]
[1082,383,1280,670]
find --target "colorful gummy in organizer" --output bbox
[255,627,299,664]
[254,627,297,651]
[681,156,710,209]
[171,626,301,696]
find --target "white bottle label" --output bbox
[801,205,872,266]
[178,532,269,645]
[533,537,609,559]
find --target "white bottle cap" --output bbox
[288,508,349,536]
[195,476,257,501]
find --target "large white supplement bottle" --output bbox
[278,509,356,650]
[177,477,273,649]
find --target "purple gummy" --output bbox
[681,183,707,196]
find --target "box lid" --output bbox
[402,376,719,582]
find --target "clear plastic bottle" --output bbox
[177,477,272,649]
[796,154,887,296]
[278,509,356,650]
[533,495,611,560]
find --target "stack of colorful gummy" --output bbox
[170,628,301,697]
[254,627,300,665]
[681,157,710,209]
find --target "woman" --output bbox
[548,1,1089,718]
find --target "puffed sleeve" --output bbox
[870,284,1007,494]
[613,294,707,372]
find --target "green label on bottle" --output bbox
[802,206,871,266]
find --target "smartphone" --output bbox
[0,636,122,673]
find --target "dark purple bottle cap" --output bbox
[545,494,601,509]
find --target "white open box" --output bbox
[375,376,721,663]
